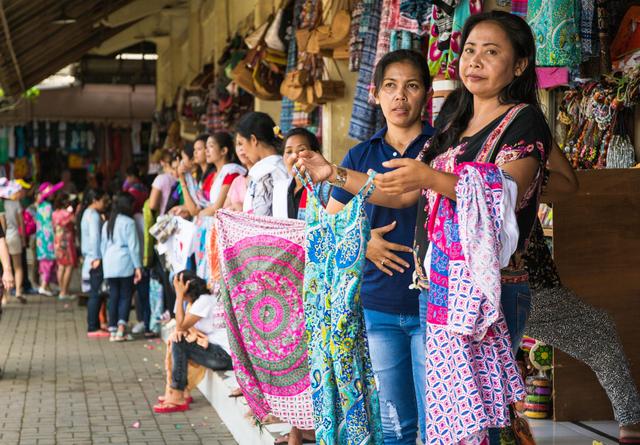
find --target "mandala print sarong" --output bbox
[424,163,525,445]
[215,209,314,429]
[300,171,384,445]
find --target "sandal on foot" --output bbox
[153,401,190,413]
[158,395,193,404]
[112,332,133,342]
[228,388,244,398]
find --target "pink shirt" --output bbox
[223,175,247,211]
[151,173,177,215]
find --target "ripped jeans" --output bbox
[364,307,426,445]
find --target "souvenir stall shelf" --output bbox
[538,2,640,420]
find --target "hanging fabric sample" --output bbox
[527,0,581,67]
[348,0,383,141]
[215,209,314,430]
[300,171,384,444]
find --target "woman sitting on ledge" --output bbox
[154,270,232,414]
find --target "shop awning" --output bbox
[0,0,139,97]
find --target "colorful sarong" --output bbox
[215,209,314,429]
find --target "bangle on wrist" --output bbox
[329,164,347,188]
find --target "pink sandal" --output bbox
[153,401,190,413]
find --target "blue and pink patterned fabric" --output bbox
[424,163,525,445]
[301,171,384,444]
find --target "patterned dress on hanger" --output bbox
[301,171,384,445]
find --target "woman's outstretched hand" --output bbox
[374,159,430,195]
[294,150,334,183]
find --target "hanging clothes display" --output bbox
[388,0,431,35]
[215,209,314,430]
[423,163,525,444]
[527,0,581,67]
[349,0,383,141]
[428,0,482,79]
[301,171,383,444]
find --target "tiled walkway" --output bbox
[0,294,237,445]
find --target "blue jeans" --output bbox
[107,276,134,329]
[364,308,426,445]
[135,269,151,331]
[171,339,232,390]
[87,266,103,332]
[500,281,532,353]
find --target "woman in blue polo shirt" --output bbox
[325,50,434,445]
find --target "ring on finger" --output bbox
[380,258,386,267]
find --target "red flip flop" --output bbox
[157,395,193,404]
[153,401,190,413]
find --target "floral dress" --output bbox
[301,171,384,445]
[52,208,77,267]
[36,201,55,261]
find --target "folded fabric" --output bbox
[536,67,569,89]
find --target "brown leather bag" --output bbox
[510,405,537,445]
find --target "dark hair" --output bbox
[125,165,141,179]
[182,142,195,160]
[176,270,209,302]
[83,188,106,207]
[283,127,321,153]
[195,133,210,146]
[235,112,280,151]
[373,49,431,95]
[107,192,134,241]
[211,131,240,164]
[427,11,542,161]
[54,192,70,210]
[77,188,106,238]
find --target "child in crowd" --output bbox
[80,188,109,337]
[52,192,78,300]
[36,182,63,296]
[236,112,288,216]
[101,192,142,341]
[154,270,231,413]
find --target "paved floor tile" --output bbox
[0,294,236,444]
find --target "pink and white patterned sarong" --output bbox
[214,209,314,429]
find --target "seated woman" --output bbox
[154,270,232,413]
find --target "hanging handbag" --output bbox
[317,9,351,49]
[264,0,294,51]
[314,59,346,101]
[497,407,537,445]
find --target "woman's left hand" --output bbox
[374,159,431,195]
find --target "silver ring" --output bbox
[380,259,386,267]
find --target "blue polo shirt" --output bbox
[331,124,434,315]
